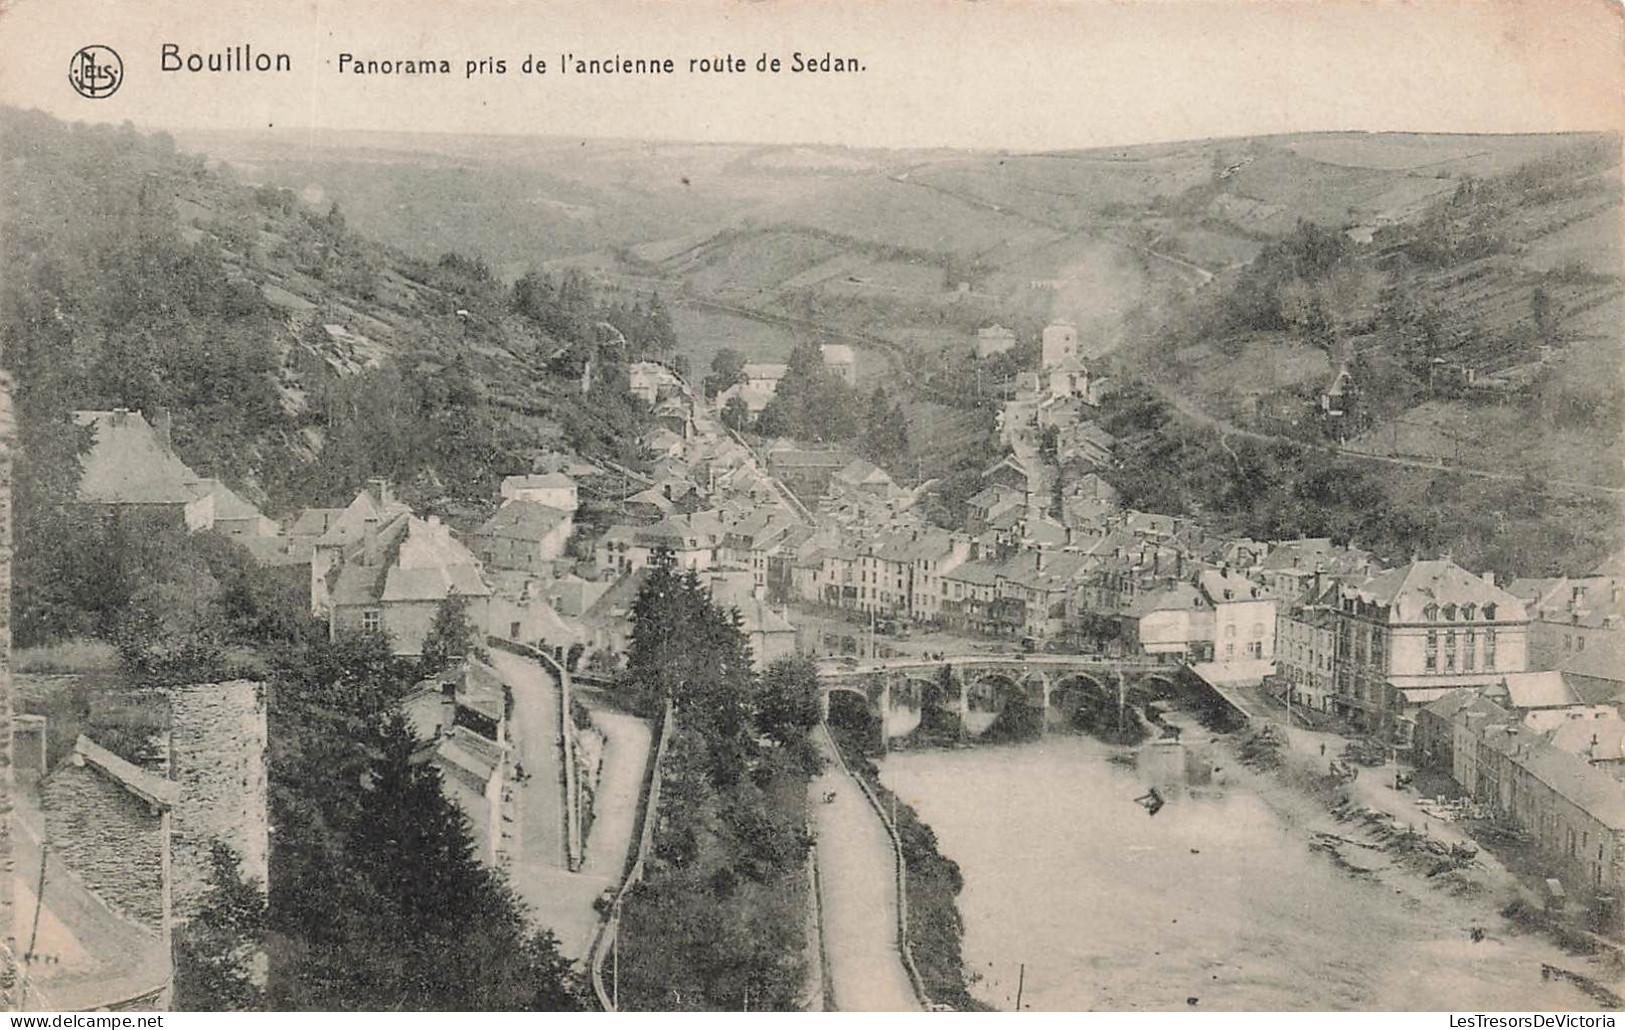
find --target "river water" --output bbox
[880,733,1608,1012]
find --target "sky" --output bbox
[0,0,1619,152]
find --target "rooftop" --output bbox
[72,409,202,507]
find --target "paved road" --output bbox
[811,727,920,1012]
[489,649,568,870]
[580,709,652,880]
[489,648,613,961]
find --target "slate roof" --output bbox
[503,472,575,491]
[189,477,264,522]
[1493,671,1579,711]
[73,410,202,506]
[476,500,570,543]
[1477,724,1625,830]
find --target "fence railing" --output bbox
[487,637,581,869]
[587,695,675,1011]
[818,722,934,1011]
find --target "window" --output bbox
[1424,603,1440,621]
[510,621,522,639]
[1483,603,1497,621]
[1485,629,1497,669]
[1464,629,1476,671]
[1578,636,1587,652]
[1443,603,1457,621]
[1425,630,1438,671]
[361,609,382,633]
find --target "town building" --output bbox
[627,361,685,405]
[1508,574,1624,704]
[324,512,493,657]
[73,409,215,531]
[1460,716,1625,934]
[471,500,574,573]
[1320,559,1529,738]
[976,324,1017,358]
[190,478,277,539]
[766,446,853,500]
[831,458,897,499]
[499,472,579,514]
[35,734,178,1010]
[742,363,788,392]
[1040,322,1080,369]
[820,344,856,385]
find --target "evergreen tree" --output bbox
[420,592,477,676]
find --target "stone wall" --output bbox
[166,680,269,923]
[40,763,167,930]
[0,372,15,979]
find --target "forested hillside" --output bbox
[0,107,674,523]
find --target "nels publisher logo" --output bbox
[68,45,123,99]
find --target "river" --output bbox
[879,732,1610,1012]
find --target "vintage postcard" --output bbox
[0,0,1621,1015]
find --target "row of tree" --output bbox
[615,551,824,1009]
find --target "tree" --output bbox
[270,716,589,1010]
[721,395,751,434]
[703,348,747,400]
[173,842,267,1011]
[862,386,909,465]
[753,657,824,771]
[1531,286,1553,344]
[420,593,477,676]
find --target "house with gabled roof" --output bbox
[322,506,492,657]
[471,500,573,573]
[73,408,214,531]
[35,735,177,1010]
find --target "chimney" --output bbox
[152,406,173,454]
[1483,570,1495,589]
[441,678,458,736]
[368,477,391,510]
[363,514,381,566]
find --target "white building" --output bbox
[976,325,1017,358]
[1041,322,1079,369]
[499,472,579,515]
[820,344,856,385]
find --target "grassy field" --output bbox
[673,304,806,384]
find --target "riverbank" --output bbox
[880,722,1615,1011]
[1187,713,1625,1004]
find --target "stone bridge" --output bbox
[815,654,1194,745]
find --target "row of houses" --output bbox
[1417,681,1625,934]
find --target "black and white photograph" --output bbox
[0,0,1620,1014]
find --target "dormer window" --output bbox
[1482,603,1497,621]
[1424,603,1439,621]
[1462,603,1477,620]
[1443,604,1457,621]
